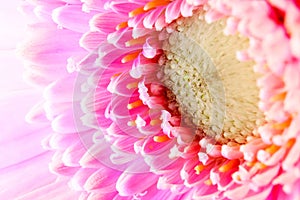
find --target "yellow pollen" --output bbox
[204,179,212,186]
[116,21,128,30]
[194,164,205,175]
[126,36,147,47]
[271,92,287,102]
[255,162,267,170]
[127,120,136,126]
[265,144,280,154]
[112,73,121,78]
[126,82,139,89]
[121,51,141,63]
[235,174,242,181]
[219,159,239,173]
[246,161,255,167]
[127,100,144,110]
[286,138,296,148]
[129,7,146,17]
[150,119,161,126]
[144,0,170,11]
[153,135,170,142]
[272,118,292,130]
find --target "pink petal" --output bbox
[69,168,96,191]
[86,191,118,200]
[141,136,175,155]
[0,152,57,199]
[282,136,300,171]
[84,167,120,192]
[143,7,164,28]
[116,172,158,196]
[33,2,64,22]
[52,5,95,33]
[165,0,181,23]
[80,31,107,51]
[221,144,243,160]
[244,186,272,200]
[154,12,167,31]
[224,184,250,200]
[82,0,106,12]
[107,2,139,15]
[44,101,70,120]
[180,0,194,17]
[240,138,269,162]
[62,0,82,4]
[18,177,80,200]
[49,133,80,150]
[25,101,49,123]
[51,110,91,133]
[0,128,50,168]
[62,140,92,167]
[49,151,79,176]
[143,38,157,58]
[44,75,79,103]
[251,165,280,187]
[0,90,49,168]
[19,23,85,66]
[90,12,124,33]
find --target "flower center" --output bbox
[159,12,265,144]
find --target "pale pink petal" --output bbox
[224,184,250,200]
[84,167,120,192]
[80,31,107,51]
[69,168,96,191]
[251,165,280,187]
[19,23,85,66]
[282,136,300,171]
[18,177,80,200]
[165,0,182,23]
[90,12,125,33]
[221,144,243,160]
[52,5,95,33]
[116,172,158,196]
[0,152,57,199]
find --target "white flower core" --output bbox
[160,12,265,144]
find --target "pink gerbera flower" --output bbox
[4,0,300,199]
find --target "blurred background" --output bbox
[0,0,28,95]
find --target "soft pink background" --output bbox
[0,0,28,94]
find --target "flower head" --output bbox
[9,0,300,199]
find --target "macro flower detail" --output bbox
[13,0,300,199]
[160,11,265,144]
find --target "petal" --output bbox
[80,31,107,51]
[52,5,94,33]
[116,172,158,196]
[19,23,85,66]
[0,152,57,199]
[90,12,124,33]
